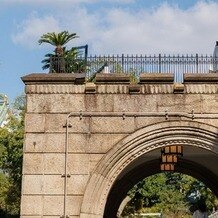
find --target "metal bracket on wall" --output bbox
[165,110,169,120]
[122,110,126,120]
[79,110,83,120]
[192,109,195,120]
[61,174,71,178]
[63,123,72,128]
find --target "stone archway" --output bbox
[104,159,218,218]
[80,120,218,218]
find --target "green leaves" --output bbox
[0,96,24,215]
[123,173,218,217]
[39,31,86,73]
[38,31,78,47]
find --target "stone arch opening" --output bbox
[80,120,218,217]
[104,158,218,217]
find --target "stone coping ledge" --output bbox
[139,73,174,84]
[21,73,86,84]
[21,73,218,86]
[95,73,130,84]
[184,73,218,83]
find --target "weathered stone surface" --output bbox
[113,94,157,112]
[27,94,85,113]
[91,117,135,133]
[44,153,65,174]
[26,84,86,94]
[22,175,44,194]
[129,84,141,94]
[68,154,90,175]
[43,196,64,215]
[21,196,43,215]
[21,73,218,218]
[67,196,83,215]
[22,73,86,84]
[25,114,45,133]
[173,83,184,93]
[85,82,96,93]
[21,216,42,218]
[67,175,89,195]
[95,73,130,84]
[184,73,218,83]
[139,73,174,84]
[44,175,64,194]
[23,154,44,174]
[45,114,90,133]
[88,133,127,153]
[68,133,88,153]
[90,154,105,172]
[24,133,65,153]
[43,196,83,216]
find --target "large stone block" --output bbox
[27,94,85,113]
[135,117,168,129]
[23,154,44,174]
[21,196,43,215]
[85,94,114,112]
[44,133,65,152]
[44,153,65,174]
[88,133,127,153]
[68,154,90,175]
[113,94,158,112]
[45,114,90,133]
[25,114,45,133]
[24,133,44,153]
[67,175,89,195]
[91,117,135,133]
[201,95,218,113]
[90,154,104,172]
[22,173,89,195]
[44,175,64,194]
[67,196,83,216]
[43,196,83,216]
[43,196,64,216]
[68,133,88,153]
[22,175,43,194]
[24,133,65,153]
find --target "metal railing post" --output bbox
[122,54,124,72]
[159,54,161,73]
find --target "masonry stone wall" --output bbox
[21,73,218,218]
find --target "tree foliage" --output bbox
[38,31,78,49]
[39,31,86,73]
[122,173,218,217]
[0,96,24,215]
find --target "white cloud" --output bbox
[12,13,61,49]
[94,2,218,54]
[2,0,97,5]
[105,0,135,3]
[11,1,218,54]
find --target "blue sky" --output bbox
[0,0,218,102]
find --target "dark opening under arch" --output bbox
[104,158,218,218]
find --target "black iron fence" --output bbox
[49,54,218,83]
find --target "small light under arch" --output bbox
[160,163,175,171]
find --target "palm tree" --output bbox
[39,31,78,56]
[41,48,86,73]
[39,31,79,73]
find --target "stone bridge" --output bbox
[21,73,218,218]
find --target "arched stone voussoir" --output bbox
[80,120,218,217]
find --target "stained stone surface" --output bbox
[21,73,218,218]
